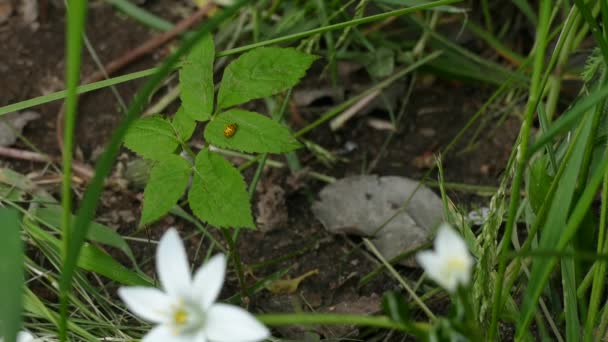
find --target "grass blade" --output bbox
[489,0,552,338]
[517,117,608,337]
[60,1,89,339]
[105,0,173,31]
[0,208,24,342]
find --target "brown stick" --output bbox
[55,3,215,154]
[0,146,94,180]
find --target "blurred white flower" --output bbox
[213,0,236,6]
[118,228,269,342]
[416,223,473,293]
[1,331,35,342]
[466,207,490,226]
[17,332,34,342]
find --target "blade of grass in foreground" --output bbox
[0,208,24,342]
[61,0,88,297]
[56,1,247,340]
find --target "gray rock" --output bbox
[0,111,40,147]
[312,175,443,266]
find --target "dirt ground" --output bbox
[0,1,521,340]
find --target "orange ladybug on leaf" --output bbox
[223,123,238,138]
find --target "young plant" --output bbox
[123,34,316,229]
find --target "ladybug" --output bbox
[223,123,238,138]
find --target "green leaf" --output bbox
[141,155,192,225]
[217,47,317,110]
[180,33,215,121]
[0,208,24,342]
[204,109,301,153]
[123,115,180,160]
[526,156,553,214]
[188,149,254,228]
[172,106,197,142]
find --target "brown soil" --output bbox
[0,2,519,341]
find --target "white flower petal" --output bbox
[195,331,208,342]
[205,303,270,342]
[141,325,191,342]
[193,254,226,309]
[213,0,236,6]
[118,286,172,323]
[416,250,444,284]
[16,332,34,342]
[435,224,469,258]
[418,224,474,293]
[157,228,192,296]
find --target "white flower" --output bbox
[17,332,34,342]
[466,207,490,226]
[118,228,270,342]
[415,223,473,293]
[1,331,35,342]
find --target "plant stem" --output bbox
[257,313,430,333]
[488,0,552,339]
[584,122,608,341]
[221,229,248,301]
[60,0,88,339]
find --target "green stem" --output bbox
[247,88,293,198]
[481,0,493,33]
[584,151,608,341]
[598,304,608,342]
[488,1,552,339]
[105,0,172,31]
[363,239,436,320]
[60,0,88,339]
[221,229,248,301]
[257,313,429,333]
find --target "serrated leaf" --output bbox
[188,149,254,228]
[217,47,317,110]
[141,155,192,225]
[205,109,301,153]
[0,208,24,342]
[180,33,215,121]
[172,106,197,142]
[124,115,180,160]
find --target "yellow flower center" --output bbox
[446,257,466,271]
[173,308,189,326]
